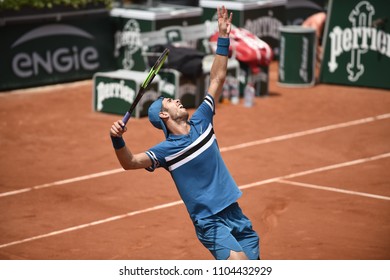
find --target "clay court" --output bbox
[0,61,389,260]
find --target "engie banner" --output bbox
[320,0,390,89]
[0,10,116,91]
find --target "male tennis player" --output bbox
[110,6,260,260]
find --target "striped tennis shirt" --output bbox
[145,94,242,221]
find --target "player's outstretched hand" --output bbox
[217,5,233,38]
[110,120,127,137]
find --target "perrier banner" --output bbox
[320,0,390,89]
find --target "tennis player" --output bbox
[110,6,260,260]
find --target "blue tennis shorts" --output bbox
[194,202,260,260]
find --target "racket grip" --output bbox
[122,112,131,125]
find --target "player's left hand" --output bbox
[217,6,233,38]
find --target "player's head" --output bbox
[148,97,188,138]
[148,97,169,138]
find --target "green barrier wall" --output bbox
[0,9,116,91]
[320,0,390,89]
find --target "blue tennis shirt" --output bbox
[145,94,242,221]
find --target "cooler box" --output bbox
[159,69,200,109]
[200,0,287,57]
[110,4,203,71]
[93,70,160,118]
[200,55,241,102]
[159,55,241,107]
[239,63,270,96]
[200,0,285,96]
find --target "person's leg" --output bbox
[228,250,248,260]
[236,227,260,260]
[194,213,247,260]
[229,203,260,260]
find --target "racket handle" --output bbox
[122,112,131,125]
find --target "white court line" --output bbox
[1,113,390,198]
[278,180,390,201]
[238,153,390,189]
[0,169,124,197]
[0,201,183,249]
[220,113,390,152]
[0,80,91,96]
[0,152,389,249]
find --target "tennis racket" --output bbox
[122,48,170,125]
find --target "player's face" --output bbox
[162,98,188,121]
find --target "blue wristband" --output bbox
[111,135,125,150]
[216,37,230,56]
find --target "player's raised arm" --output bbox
[207,6,233,101]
